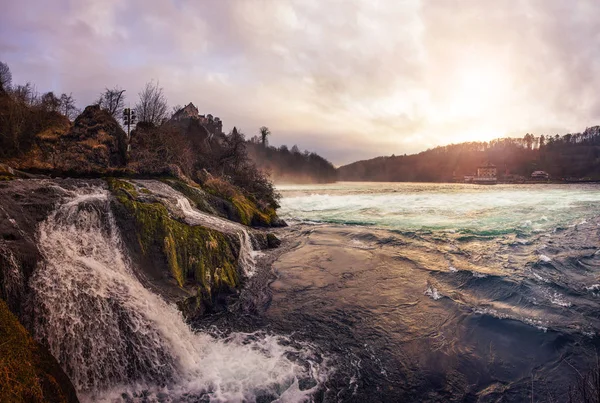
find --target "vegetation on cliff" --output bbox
[164,178,281,227]
[0,299,79,403]
[0,60,289,397]
[0,61,282,223]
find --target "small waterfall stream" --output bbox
[0,243,24,309]
[137,179,262,277]
[28,184,324,402]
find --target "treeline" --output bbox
[246,140,337,184]
[339,129,600,182]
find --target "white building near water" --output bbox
[471,163,497,184]
[531,171,550,179]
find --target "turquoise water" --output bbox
[278,182,600,235]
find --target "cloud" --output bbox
[2,0,600,164]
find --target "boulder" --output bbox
[7,105,127,175]
[56,105,127,173]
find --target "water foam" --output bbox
[424,283,442,300]
[29,186,326,402]
[278,182,600,235]
[538,254,552,263]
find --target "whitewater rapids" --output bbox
[28,184,326,402]
[264,181,600,401]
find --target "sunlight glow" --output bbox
[446,60,511,120]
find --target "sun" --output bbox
[447,61,511,120]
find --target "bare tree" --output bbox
[259,126,271,147]
[97,86,126,118]
[11,82,37,106]
[135,80,168,126]
[219,127,248,174]
[60,93,78,120]
[129,125,194,176]
[41,91,61,112]
[0,61,11,91]
[171,104,183,117]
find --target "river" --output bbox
[255,182,600,402]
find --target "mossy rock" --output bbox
[0,299,79,403]
[166,178,280,227]
[163,179,225,219]
[107,178,241,318]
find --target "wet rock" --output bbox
[266,233,282,248]
[0,298,79,402]
[108,178,242,320]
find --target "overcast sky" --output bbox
[2,0,600,165]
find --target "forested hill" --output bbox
[338,127,600,182]
[246,141,337,184]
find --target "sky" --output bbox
[2,0,600,165]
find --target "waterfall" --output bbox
[0,243,24,310]
[175,195,260,277]
[28,185,325,402]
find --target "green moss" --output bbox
[0,176,14,181]
[164,178,279,227]
[105,177,138,198]
[0,299,75,403]
[231,196,252,226]
[163,179,220,217]
[107,179,241,300]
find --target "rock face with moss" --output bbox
[164,177,285,227]
[108,178,248,319]
[0,174,284,399]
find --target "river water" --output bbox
[261,182,600,402]
[21,180,600,402]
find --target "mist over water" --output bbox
[269,182,600,401]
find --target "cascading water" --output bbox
[28,185,326,402]
[0,243,24,309]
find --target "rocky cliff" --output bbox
[0,91,287,400]
[0,179,85,402]
[6,105,127,175]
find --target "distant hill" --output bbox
[338,127,600,182]
[246,142,337,184]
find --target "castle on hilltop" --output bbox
[172,103,223,135]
